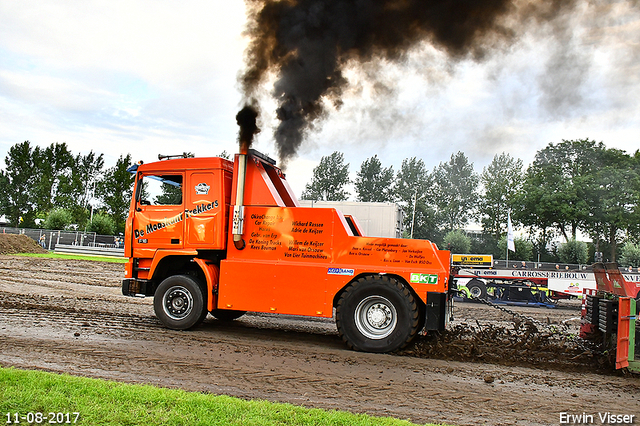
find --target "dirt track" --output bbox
[1,255,638,426]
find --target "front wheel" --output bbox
[336,276,420,352]
[154,275,207,330]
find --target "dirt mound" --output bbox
[0,234,49,255]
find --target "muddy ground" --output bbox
[0,255,638,426]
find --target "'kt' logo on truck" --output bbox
[410,273,438,284]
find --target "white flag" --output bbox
[507,211,515,252]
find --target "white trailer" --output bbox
[298,201,403,238]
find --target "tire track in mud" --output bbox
[0,287,601,373]
[0,256,123,288]
[1,255,639,426]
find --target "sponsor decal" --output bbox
[410,273,438,284]
[564,282,582,294]
[474,269,592,280]
[134,201,219,238]
[452,254,493,267]
[327,268,355,276]
[195,182,210,195]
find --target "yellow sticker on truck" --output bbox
[452,254,493,267]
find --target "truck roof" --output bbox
[135,156,234,173]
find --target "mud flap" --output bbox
[122,279,152,297]
[425,292,447,331]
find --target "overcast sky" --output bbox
[1,1,639,198]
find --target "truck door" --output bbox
[184,171,226,249]
[131,172,184,251]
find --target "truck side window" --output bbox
[139,174,183,206]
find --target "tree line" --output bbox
[301,139,640,266]
[0,141,133,235]
[2,138,640,266]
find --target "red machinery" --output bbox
[581,262,639,372]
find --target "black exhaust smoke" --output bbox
[238,0,577,166]
[236,104,260,154]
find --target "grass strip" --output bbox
[14,252,126,263]
[0,367,437,426]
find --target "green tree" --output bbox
[96,154,134,233]
[0,141,106,229]
[300,152,350,201]
[498,235,533,261]
[431,152,479,232]
[56,151,104,226]
[584,147,640,262]
[530,228,560,263]
[469,233,500,257]
[354,155,394,202]
[479,153,524,241]
[443,229,471,254]
[43,208,73,230]
[515,139,640,262]
[86,213,116,235]
[0,141,38,227]
[32,142,74,214]
[0,171,9,220]
[518,139,603,242]
[558,239,589,264]
[393,157,440,240]
[619,242,640,267]
[155,181,183,205]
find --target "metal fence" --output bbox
[1,226,124,256]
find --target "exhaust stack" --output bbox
[233,105,259,251]
[232,150,247,250]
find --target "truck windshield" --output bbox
[138,174,183,206]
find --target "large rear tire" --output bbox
[336,276,420,352]
[154,275,207,330]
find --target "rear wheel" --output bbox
[336,276,419,352]
[467,279,487,300]
[211,309,246,321]
[154,275,207,330]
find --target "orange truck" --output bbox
[123,149,452,352]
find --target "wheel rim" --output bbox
[354,295,397,340]
[469,285,482,298]
[163,285,194,320]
